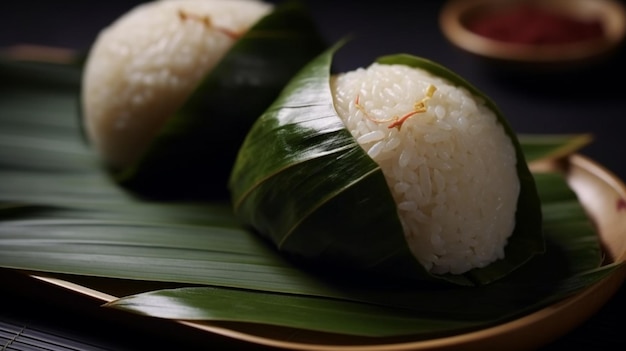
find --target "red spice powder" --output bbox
[466,3,605,45]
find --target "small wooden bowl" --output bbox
[439,0,626,71]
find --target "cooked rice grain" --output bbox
[82,0,272,169]
[331,63,520,275]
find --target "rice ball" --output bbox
[331,63,520,275]
[81,0,273,170]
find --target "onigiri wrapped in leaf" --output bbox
[81,0,326,200]
[228,45,543,286]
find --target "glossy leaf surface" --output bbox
[229,47,544,286]
[106,0,328,201]
[0,51,612,340]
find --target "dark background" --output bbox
[1,0,625,350]
[2,0,625,181]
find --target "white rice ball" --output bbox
[330,63,520,275]
[82,0,273,169]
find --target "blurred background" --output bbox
[1,1,626,350]
[2,0,625,181]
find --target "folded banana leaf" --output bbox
[89,0,328,201]
[105,171,613,338]
[228,44,543,286]
[0,46,615,340]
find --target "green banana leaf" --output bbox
[106,171,612,338]
[228,44,543,286]
[0,48,616,339]
[106,265,618,338]
[96,0,328,201]
[519,133,594,163]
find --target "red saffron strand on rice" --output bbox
[178,10,241,40]
[355,85,436,130]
